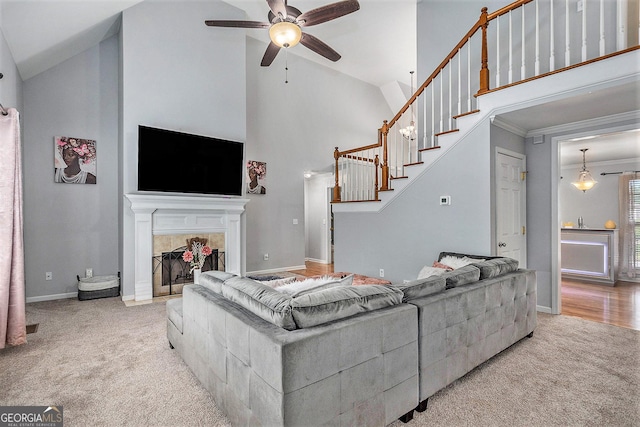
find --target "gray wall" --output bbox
[560,159,639,229]
[334,121,493,283]
[22,36,119,300]
[244,37,392,273]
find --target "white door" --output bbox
[495,149,527,266]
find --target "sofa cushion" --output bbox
[220,276,297,331]
[276,274,354,298]
[392,276,446,302]
[471,257,519,279]
[166,297,183,333]
[290,285,403,329]
[442,265,481,289]
[199,271,237,293]
[417,266,449,280]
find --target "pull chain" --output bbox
[285,48,289,84]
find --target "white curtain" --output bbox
[618,172,640,281]
[0,108,26,349]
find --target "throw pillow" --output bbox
[276,274,354,298]
[440,255,485,269]
[417,266,448,280]
[258,276,298,289]
[433,261,454,271]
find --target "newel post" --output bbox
[380,120,390,191]
[332,147,341,202]
[477,7,490,95]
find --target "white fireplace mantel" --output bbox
[125,193,249,301]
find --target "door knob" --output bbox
[498,242,507,247]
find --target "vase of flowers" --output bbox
[182,241,213,285]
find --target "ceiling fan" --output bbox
[205,0,360,66]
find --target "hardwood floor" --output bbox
[562,279,640,331]
[289,261,334,277]
[290,262,640,331]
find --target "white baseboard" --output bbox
[305,257,331,264]
[246,265,306,276]
[536,305,552,314]
[26,292,77,303]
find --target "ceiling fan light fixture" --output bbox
[269,21,302,48]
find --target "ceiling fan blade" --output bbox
[299,33,341,62]
[266,0,288,19]
[205,20,270,29]
[261,42,281,66]
[297,0,360,27]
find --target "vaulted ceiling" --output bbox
[0,0,416,87]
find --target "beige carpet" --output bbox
[1,297,638,426]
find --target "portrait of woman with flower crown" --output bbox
[246,160,266,195]
[54,136,97,184]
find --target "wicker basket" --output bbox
[78,274,120,301]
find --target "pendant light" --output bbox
[571,148,597,192]
[399,71,416,141]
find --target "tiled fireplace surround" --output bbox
[126,193,249,301]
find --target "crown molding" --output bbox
[489,115,528,137]
[527,110,640,138]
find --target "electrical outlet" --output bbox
[379,269,385,278]
[86,268,93,278]
[45,272,52,281]
[263,253,269,261]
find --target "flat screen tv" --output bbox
[138,125,244,196]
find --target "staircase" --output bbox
[332,0,639,211]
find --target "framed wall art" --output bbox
[246,160,266,194]
[54,136,97,184]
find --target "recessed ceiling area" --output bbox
[560,129,640,166]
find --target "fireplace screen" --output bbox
[152,247,225,296]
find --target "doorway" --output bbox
[555,129,640,327]
[303,173,333,265]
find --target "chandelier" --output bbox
[571,148,597,192]
[399,71,416,141]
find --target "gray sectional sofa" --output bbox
[166,252,537,426]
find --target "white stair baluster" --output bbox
[521,4,526,79]
[616,0,627,51]
[448,62,452,130]
[467,41,472,111]
[509,10,514,84]
[565,0,571,66]
[582,0,587,62]
[535,0,540,76]
[550,0,555,72]
[496,16,501,87]
[599,0,605,56]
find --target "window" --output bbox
[619,174,640,279]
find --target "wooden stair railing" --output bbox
[333,0,639,203]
